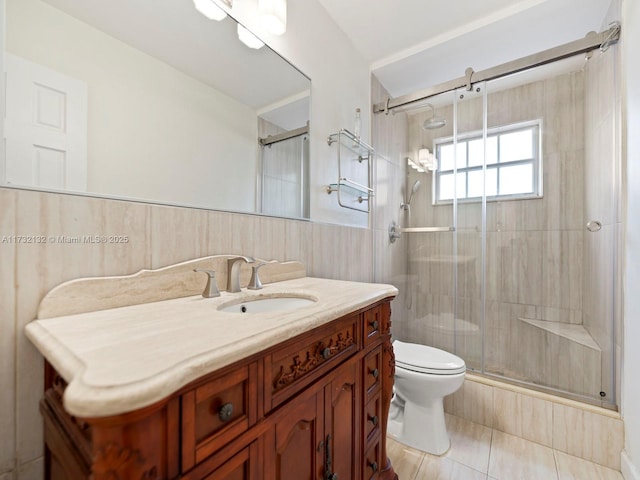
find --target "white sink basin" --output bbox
[218,296,316,314]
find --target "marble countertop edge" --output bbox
[26,277,398,418]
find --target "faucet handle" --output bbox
[247,263,267,290]
[194,269,221,298]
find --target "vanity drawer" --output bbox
[364,347,382,397]
[364,306,382,346]
[363,441,381,480]
[182,363,257,471]
[266,315,359,411]
[364,393,381,444]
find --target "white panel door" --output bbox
[4,54,88,191]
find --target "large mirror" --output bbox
[2,0,311,218]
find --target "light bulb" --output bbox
[193,0,227,21]
[418,148,430,167]
[258,0,287,35]
[237,24,265,49]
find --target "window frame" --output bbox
[433,119,543,205]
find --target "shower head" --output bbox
[423,116,447,130]
[402,180,421,210]
[422,103,447,130]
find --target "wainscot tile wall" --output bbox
[0,186,379,479]
[444,374,624,471]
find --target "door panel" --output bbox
[326,360,359,480]
[273,393,324,480]
[5,53,87,190]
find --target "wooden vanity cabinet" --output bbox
[41,299,397,480]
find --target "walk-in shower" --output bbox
[380,24,622,408]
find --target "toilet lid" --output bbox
[393,340,466,375]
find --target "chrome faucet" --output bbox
[193,268,220,298]
[226,256,255,293]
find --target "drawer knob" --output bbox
[218,402,234,422]
[327,474,338,480]
[369,319,379,330]
[368,414,379,426]
[370,368,379,379]
[322,347,332,360]
[369,461,378,473]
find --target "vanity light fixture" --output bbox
[418,148,437,171]
[258,0,287,35]
[193,0,231,21]
[407,157,425,173]
[237,24,265,49]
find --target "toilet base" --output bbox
[388,396,451,456]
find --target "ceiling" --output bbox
[317,0,614,97]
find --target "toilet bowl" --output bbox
[388,340,465,455]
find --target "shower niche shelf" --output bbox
[326,129,374,212]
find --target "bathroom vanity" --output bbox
[25,256,399,480]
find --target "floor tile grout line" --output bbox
[552,447,561,480]
[487,426,495,479]
[412,453,425,480]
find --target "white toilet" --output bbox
[387,340,466,455]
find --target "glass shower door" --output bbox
[449,84,486,371]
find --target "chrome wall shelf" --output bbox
[326,129,374,213]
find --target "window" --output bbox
[434,120,541,203]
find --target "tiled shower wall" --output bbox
[391,65,620,403]
[0,188,375,479]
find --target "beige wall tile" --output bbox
[520,393,553,447]
[311,223,371,281]
[14,191,151,464]
[553,403,623,470]
[0,473,15,480]
[492,388,520,437]
[488,431,557,480]
[150,204,207,268]
[444,378,493,428]
[16,456,43,480]
[463,374,494,427]
[206,209,236,255]
[555,450,623,480]
[0,189,17,474]
[255,216,288,261]
[229,213,258,258]
[282,219,311,264]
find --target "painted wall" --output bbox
[0,1,376,478]
[228,0,372,227]
[622,0,640,477]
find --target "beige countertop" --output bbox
[25,277,397,418]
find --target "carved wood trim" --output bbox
[91,443,158,480]
[272,331,355,391]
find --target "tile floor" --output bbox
[387,414,623,480]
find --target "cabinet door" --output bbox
[267,391,324,480]
[202,442,259,480]
[325,359,360,480]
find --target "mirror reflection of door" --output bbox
[5,53,88,191]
